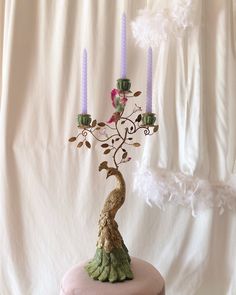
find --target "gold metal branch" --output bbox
[69,103,158,170]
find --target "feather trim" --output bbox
[133,162,236,217]
[131,0,197,48]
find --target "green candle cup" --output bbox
[78,114,92,128]
[117,78,131,92]
[141,113,156,126]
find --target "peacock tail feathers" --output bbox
[85,246,133,283]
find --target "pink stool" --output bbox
[60,257,165,295]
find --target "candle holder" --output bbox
[141,112,156,126]
[69,81,158,283]
[117,78,131,91]
[78,113,92,128]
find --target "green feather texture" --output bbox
[85,246,133,283]
[114,97,125,113]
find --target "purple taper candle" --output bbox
[146,47,153,113]
[81,49,87,114]
[120,13,127,79]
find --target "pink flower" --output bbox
[122,157,132,163]
[120,97,128,105]
[107,112,121,124]
[111,89,119,108]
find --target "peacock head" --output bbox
[106,168,118,179]
[98,161,119,179]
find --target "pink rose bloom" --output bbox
[107,112,121,124]
[111,89,119,108]
[120,97,128,105]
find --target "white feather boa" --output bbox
[131,0,197,48]
[133,162,236,217]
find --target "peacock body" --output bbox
[85,162,133,283]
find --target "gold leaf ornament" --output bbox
[133,91,142,97]
[104,149,111,154]
[77,142,83,148]
[153,125,159,133]
[91,120,97,127]
[85,141,91,148]
[98,122,106,127]
[135,114,142,122]
[68,137,77,142]
[122,152,128,159]
[101,144,109,148]
[133,143,141,147]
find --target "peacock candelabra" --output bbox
[69,78,158,283]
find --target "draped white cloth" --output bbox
[0,1,236,295]
[132,0,236,215]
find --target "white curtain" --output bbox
[1,1,236,295]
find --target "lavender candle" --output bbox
[81,49,88,114]
[120,13,127,79]
[146,47,153,113]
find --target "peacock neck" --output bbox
[114,170,126,192]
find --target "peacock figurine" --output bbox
[85,161,133,282]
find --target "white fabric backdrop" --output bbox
[132,0,236,215]
[0,0,236,294]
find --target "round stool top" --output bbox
[60,257,165,295]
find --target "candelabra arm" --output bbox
[113,127,128,169]
[83,129,119,143]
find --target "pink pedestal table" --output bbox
[60,257,165,295]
